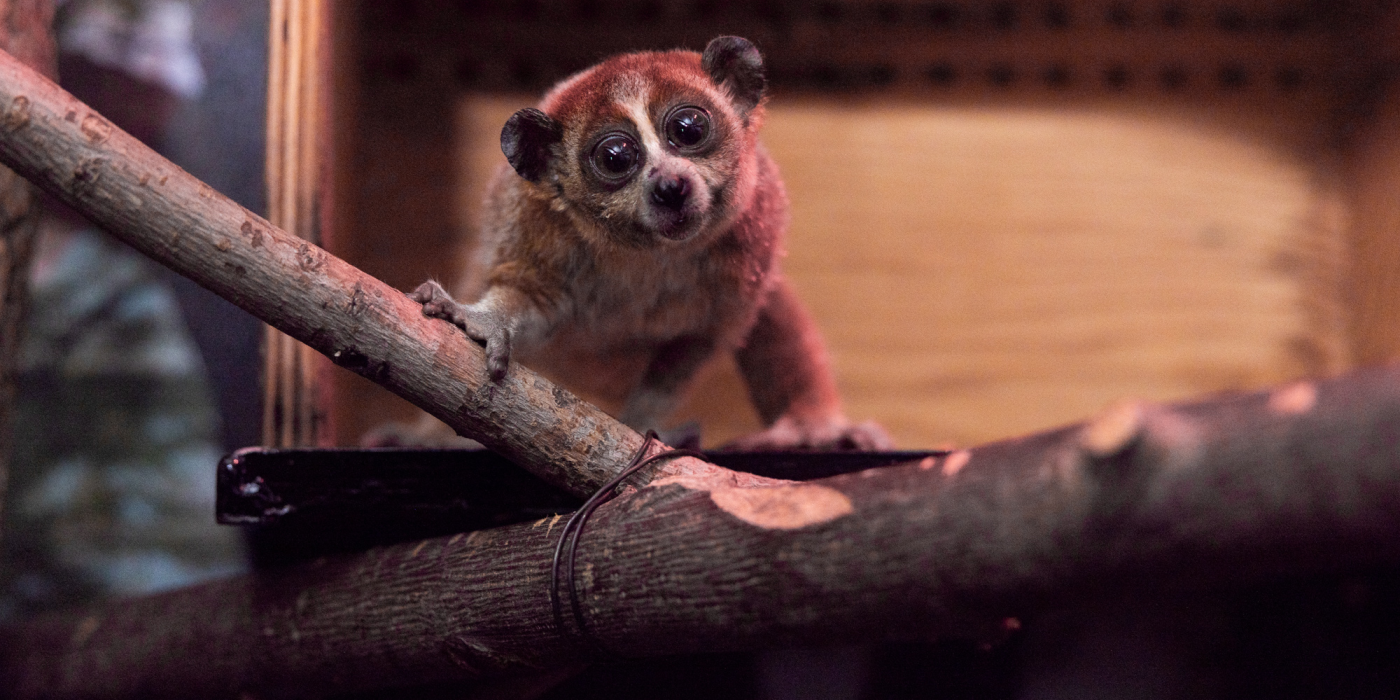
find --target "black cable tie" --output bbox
[549,430,705,655]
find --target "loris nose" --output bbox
[651,176,690,211]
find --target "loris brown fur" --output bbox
[407,36,889,450]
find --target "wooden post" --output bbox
[262,0,333,447]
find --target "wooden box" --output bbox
[265,0,1400,450]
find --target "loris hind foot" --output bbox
[722,415,895,452]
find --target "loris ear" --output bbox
[701,36,766,116]
[501,108,563,182]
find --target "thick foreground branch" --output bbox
[0,48,652,497]
[5,366,1400,698]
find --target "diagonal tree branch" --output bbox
[0,47,686,497]
[4,366,1400,698]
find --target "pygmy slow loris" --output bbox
[410,36,891,450]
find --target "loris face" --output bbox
[501,36,767,248]
[567,85,737,244]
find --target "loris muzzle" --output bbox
[410,36,892,450]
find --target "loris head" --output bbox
[500,36,767,247]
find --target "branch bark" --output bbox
[4,366,1400,698]
[0,47,666,497]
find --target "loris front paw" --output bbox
[410,280,466,325]
[721,415,895,452]
[409,281,513,381]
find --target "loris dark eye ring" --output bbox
[590,133,641,180]
[665,106,711,150]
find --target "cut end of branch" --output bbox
[942,450,971,476]
[708,483,854,530]
[1268,381,1318,416]
[1080,399,1146,459]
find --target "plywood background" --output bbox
[761,99,1348,447]
[324,0,1382,450]
[1345,79,1400,369]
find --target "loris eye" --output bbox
[665,107,711,150]
[591,134,640,180]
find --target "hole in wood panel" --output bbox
[1103,64,1132,90]
[690,0,725,19]
[875,2,903,24]
[510,0,543,20]
[991,3,1018,29]
[1042,64,1073,89]
[454,59,480,87]
[1216,7,1248,32]
[987,64,1018,87]
[784,64,900,90]
[1160,4,1187,28]
[366,53,420,83]
[456,0,493,18]
[809,64,840,89]
[510,58,541,88]
[632,0,664,23]
[370,1,417,28]
[1274,10,1308,33]
[1218,65,1249,90]
[1275,67,1304,92]
[926,3,961,28]
[1044,3,1070,29]
[1158,65,1189,91]
[571,0,602,21]
[753,0,791,25]
[798,63,871,90]
[1106,3,1133,28]
[926,62,958,86]
[816,1,844,22]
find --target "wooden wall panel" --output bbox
[1340,0,1400,368]
[1345,80,1400,368]
[325,0,1367,448]
[748,100,1346,446]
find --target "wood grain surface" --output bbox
[755,97,1347,447]
[1345,79,1400,368]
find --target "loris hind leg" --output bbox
[726,277,893,451]
[411,281,533,382]
[617,335,718,441]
